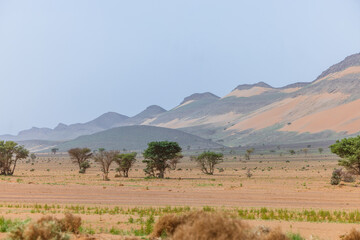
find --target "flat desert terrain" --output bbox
[0,152,359,239]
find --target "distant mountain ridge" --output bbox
[2,52,360,149]
[55,125,223,152]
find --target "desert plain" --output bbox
[0,151,359,239]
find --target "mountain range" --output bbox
[2,52,360,150]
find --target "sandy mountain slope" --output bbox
[2,53,360,147]
[143,53,360,146]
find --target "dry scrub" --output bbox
[8,213,81,240]
[151,211,288,240]
[342,229,360,240]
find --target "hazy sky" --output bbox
[0,0,359,134]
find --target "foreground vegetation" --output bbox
[1,210,360,240]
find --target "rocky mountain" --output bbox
[2,52,360,149]
[122,105,167,125]
[143,52,360,146]
[1,112,130,141]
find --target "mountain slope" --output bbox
[3,52,360,147]
[123,105,167,125]
[55,125,223,152]
[1,112,130,141]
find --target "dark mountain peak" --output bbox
[280,82,310,89]
[131,105,167,120]
[144,105,167,113]
[234,82,273,91]
[316,52,360,80]
[54,123,68,131]
[180,92,220,105]
[18,126,52,136]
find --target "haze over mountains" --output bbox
[2,52,360,150]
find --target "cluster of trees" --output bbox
[68,148,137,180]
[66,141,227,180]
[0,139,226,179]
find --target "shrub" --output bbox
[151,211,288,240]
[331,169,342,185]
[8,213,81,240]
[342,228,360,240]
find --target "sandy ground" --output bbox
[0,153,359,239]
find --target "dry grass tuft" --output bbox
[342,229,360,240]
[263,227,289,240]
[151,211,288,240]
[60,212,82,234]
[8,213,81,240]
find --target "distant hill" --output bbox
[54,125,223,152]
[122,105,167,125]
[3,52,360,148]
[1,112,130,141]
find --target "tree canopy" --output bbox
[115,152,137,177]
[0,141,29,175]
[143,141,182,178]
[68,148,93,173]
[193,151,223,175]
[330,136,360,175]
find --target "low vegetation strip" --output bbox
[1,211,360,240]
[2,203,360,225]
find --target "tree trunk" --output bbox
[158,169,164,178]
[103,172,109,181]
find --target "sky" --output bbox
[0,0,359,135]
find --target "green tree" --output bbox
[193,151,223,175]
[51,148,59,155]
[318,148,324,154]
[0,141,29,175]
[115,152,137,177]
[289,149,296,155]
[302,148,309,156]
[143,141,182,178]
[30,153,37,161]
[330,136,360,175]
[68,148,93,173]
[245,148,254,160]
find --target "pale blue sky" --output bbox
[0,0,359,134]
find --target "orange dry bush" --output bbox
[342,229,360,240]
[263,227,289,240]
[8,213,81,240]
[60,213,82,233]
[151,211,288,240]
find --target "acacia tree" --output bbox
[51,148,59,155]
[302,148,309,156]
[68,148,93,173]
[93,150,119,180]
[0,141,29,175]
[143,141,182,178]
[318,148,324,154]
[30,153,37,161]
[193,151,223,175]
[330,136,360,175]
[245,148,254,160]
[115,152,137,177]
